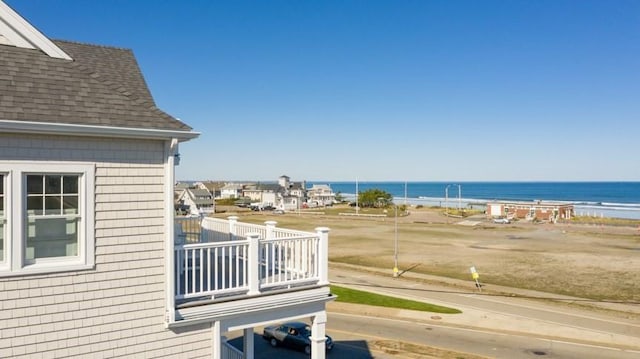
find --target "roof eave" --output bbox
[0,119,200,142]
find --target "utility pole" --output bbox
[393,204,399,277]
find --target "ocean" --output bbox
[308,182,640,220]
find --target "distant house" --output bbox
[220,183,244,199]
[487,201,574,222]
[195,181,225,198]
[242,183,280,206]
[307,184,336,207]
[175,182,193,191]
[289,181,307,199]
[0,3,332,358]
[176,187,215,216]
[278,175,291,188]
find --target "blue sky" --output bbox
[8,0,640,181]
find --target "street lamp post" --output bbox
[393,204,399,277]
[445,184,451,217]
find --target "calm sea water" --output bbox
[308,182,640,219]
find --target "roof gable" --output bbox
[0,1,71,59]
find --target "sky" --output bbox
[7,0,640,182]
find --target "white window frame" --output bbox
[0,162,95,276]
[0,172,6,268]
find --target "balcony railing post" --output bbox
[264,221,277,270]
[247,232,261,296]
[228,216,239,241]
[315,227,330,285]
[264,220,277,240]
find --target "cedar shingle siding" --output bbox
[0,134,211,358]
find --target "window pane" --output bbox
[27,196,43,215]
[45,175,61,194]
[27,175,43,194]
[26,217,78,260]
[45,196,62,215]
[63,195,78,214]
[63,176,78,194]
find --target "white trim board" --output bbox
[0,0,72,60]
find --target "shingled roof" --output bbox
[0,40,192,132]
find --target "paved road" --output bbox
[328,311,640,359]
[228,312,639,359]
[228,265,640,358]
[328,264,640,357]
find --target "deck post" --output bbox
[310,311,327,359]
[228,216,239,241]
[247,232,261,295]
[243,327,255,359]
[212,320,222,359]
[315,227,330,285]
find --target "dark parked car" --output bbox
[262,322,333,355]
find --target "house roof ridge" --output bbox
[52,38,131,52]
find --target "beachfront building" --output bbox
[487,201,574,222]
[0,3,333,358]
[307,184,337,207]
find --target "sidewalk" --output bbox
[328,263,640,351]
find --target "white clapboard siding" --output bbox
[0,134,212,358]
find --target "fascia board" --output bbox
[0,119,200,142]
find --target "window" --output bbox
[26,174,80,262]
[0,163,94,276]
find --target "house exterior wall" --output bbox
[487,201,574,221]
[0,133,212,358]
[262,192,276,206]
[243,190,262,201]
[220,187,241,199]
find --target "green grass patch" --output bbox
[567,216,640,227]
[330,285,461,314]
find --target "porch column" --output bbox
[243,328,255,359]
[310,311,327,359]
[228,216,239,241]
[212,320,222,359]
[315,227,330,285]
[247,232,260,295]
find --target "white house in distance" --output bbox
[175,187,216,216]
[0,2,333,359]
[220,182,244,199]
[307,184,337,207]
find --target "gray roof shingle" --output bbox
[0,40,191,131]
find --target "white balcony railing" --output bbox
[174,216,329,302]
